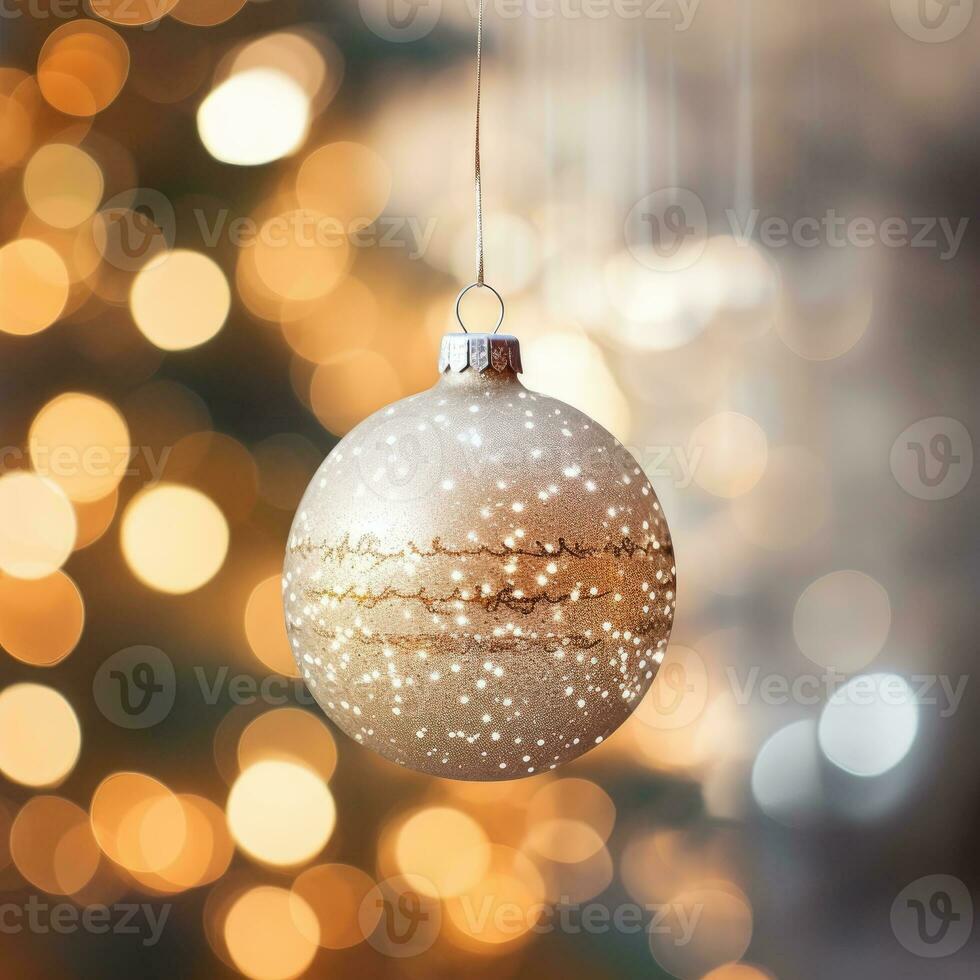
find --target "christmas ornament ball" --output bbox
[284,333,676,779]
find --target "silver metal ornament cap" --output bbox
[438,332,523,375]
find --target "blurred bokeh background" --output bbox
[0,0,977,977]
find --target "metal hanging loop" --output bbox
[455,282,505,334]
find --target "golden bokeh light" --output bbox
[10,795,100,895]
[703,965,775,980]
[524,818,605,864]
[536,840,614,905]
[280,277,379,364]
[527,778,616,842]
[90,772,185,873]
[224,886,319,980]
[0,69,33,171]
[291,863,378,949]
[73,487,119,549]
[37,20,130,117]
[237,707,337,782]
[648,885,753,979]
[163,431,258,525]
[0,472,77,579]
[445,845,546,950]
[29,392,130,502]
[121,484,229,594]
[198,69,310,167]
[251,209,350,303]
[129,794,234,893]
[394,807,491,898]
[243,576,298,676]
[691,412,769,498]
[130,249,230,350]
[0,238,70,335]
[309,348,402,435]
[226,760,335,867]
[23,143,104,229]
[296,142,392,227]
[0,684,81,787]
[89,0,180,27]
[0,571,84,666]
[170,0,247,27]
[225,31,333,103]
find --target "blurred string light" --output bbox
[751,720,825,827]
[236,707,337,782]
[0,683,80,787]
[818,673,918,777]
[23,143,103,228]
[223,886,318,980]
[198,69,310,167]
[164,431,258,524]
[290,864,379,949]
[37,20,130,117]
[130,250,231,350]
[394,807,491,897]
[121,484,229,593]
[10,796,100,895]
[73,488,119,550]
[0,238,70,335]
[89,0,179,27]
[29,393,130,502]
[244,576,300,676]
[793,570,892,672]
[295,141,391,226]
[0,571,84,666]
[0,472,76,579]
[226,760,335,867]
[309,349,403,436]
[690,411,769,498]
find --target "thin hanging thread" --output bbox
[474,0,485,286]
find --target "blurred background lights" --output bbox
[818,673,919,777]
[29,392,130,502]
[23,143,104,228]
[290,863,379,949]
[198,68,310,166]
[0,472,76,579]
[10,795,100,895]
[226,760,335,866]
[224,886,318,980]
[236,707,337,783]
[751,720,825,827]
[793,571,892,672]
[0,683,80,787]
[691,412,769,498]
[121,484,228,593]
[130,250,230,350]
[0,238,70,335]
[295,141,391,226]
[243,576,300,676]
[0,571,84,666]
[394,807,491,898]
[36,20,130,117]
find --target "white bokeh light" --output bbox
[751,720,824,826]
[818,673,918,777]
[197,68,310,166]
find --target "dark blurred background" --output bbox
[0,0,977,977]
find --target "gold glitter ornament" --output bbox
[283,332,676,780]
